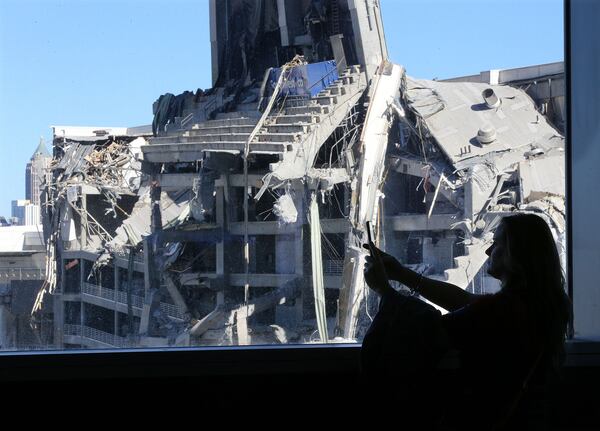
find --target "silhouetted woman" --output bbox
[363,213,571,429]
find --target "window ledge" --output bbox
[0,340,599,383]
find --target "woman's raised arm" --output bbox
[364,244,478,312]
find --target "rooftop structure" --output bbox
[0,225,45,254]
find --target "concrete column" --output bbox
[209,0,219,86]
[79,259,85,335]
[140,237,152,335]
[221,175,232,300]
[236,307,250,345]
[0,305,14,349]
[216,182,225,275]
[293,189,305,324]
[276,188,304,328]
[275,235,295,274]
[330,34,347,73]
[275,230,300,327]
[142,238,151,296]
[348,0,387,80]
[53,294,64,348]
[277,0,289,47]
[114,266,119,337]
[80,194,87,249]
[422,236,455,274]
[53,257,68,348]
[463,169,493,231]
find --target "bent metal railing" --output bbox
[81,282,184,320]
[0,267,45,281]
[64,324,131,348]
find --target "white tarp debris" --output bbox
[121,137,146,191]
[273,194,298,224]
[60,206,77,242]
[309,193,328,343]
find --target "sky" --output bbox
[0,0,564,217]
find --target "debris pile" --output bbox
[32,135,148,317]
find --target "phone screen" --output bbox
[366,221,374,245]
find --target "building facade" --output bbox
[0,225,47,350]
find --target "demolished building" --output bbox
[31,0,566,349]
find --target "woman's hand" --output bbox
[362,243,404,281]
[363,242,395,296]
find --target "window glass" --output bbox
[0,0,565,350]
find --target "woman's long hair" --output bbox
[500,213,571,371]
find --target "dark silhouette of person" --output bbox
[362,213,571,430]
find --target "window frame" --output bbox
[566,0,600,342]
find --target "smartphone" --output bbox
[366,221,374,246]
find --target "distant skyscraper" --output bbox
[26,138,51,207]
[9,140,49,226]
[24,203,41,226]
[11,200,40,226]
[11,199,29,225]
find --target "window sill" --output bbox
[1,339,599,383]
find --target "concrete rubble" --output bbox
[27,1,566,349]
